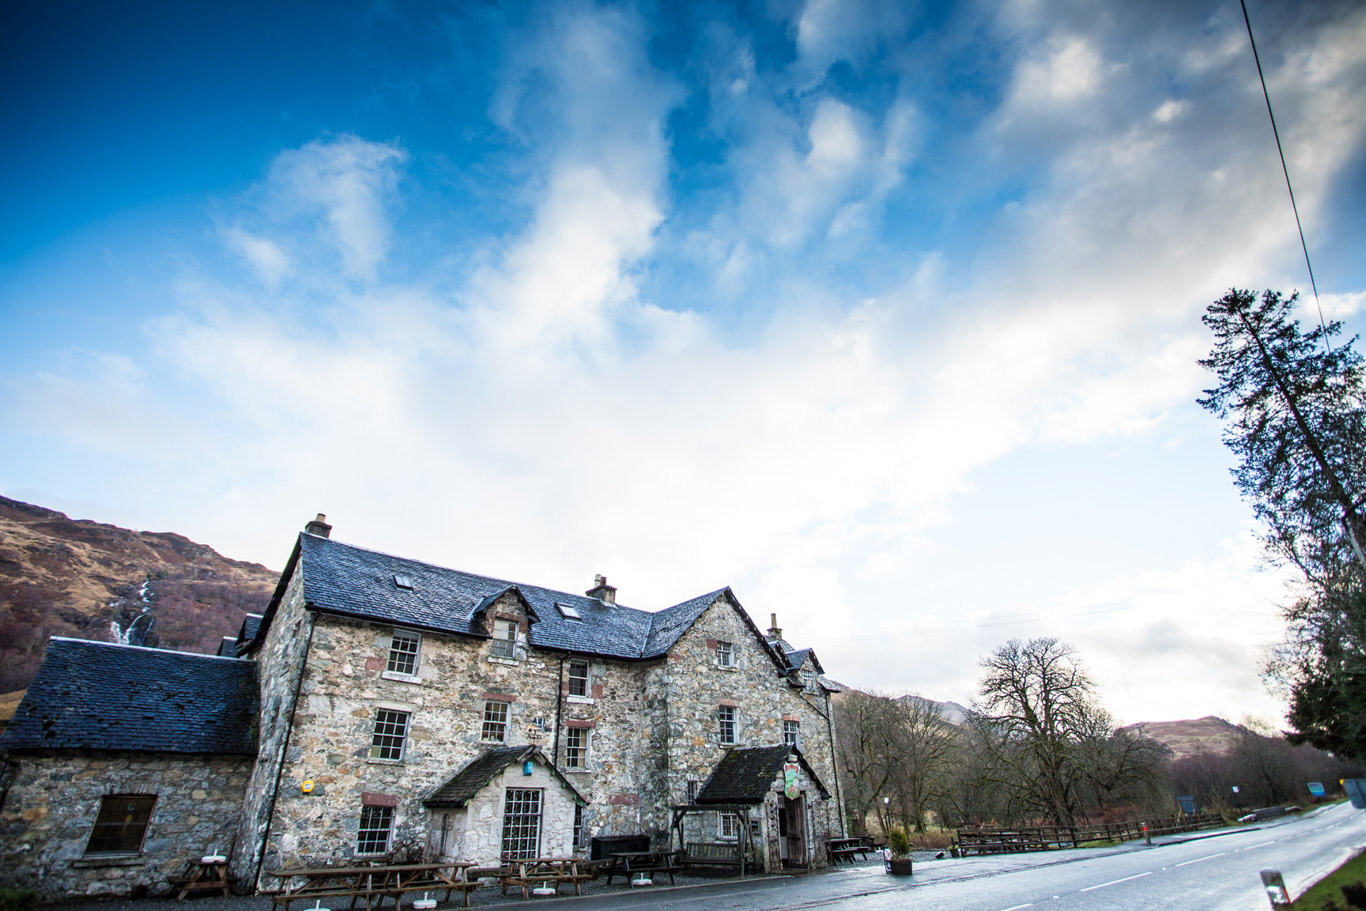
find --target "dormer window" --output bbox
[394,574,412,590]
[802,669,815,691]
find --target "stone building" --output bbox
[0,516,844,898]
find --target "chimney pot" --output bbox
[304,513,332,539]
[767,613,782,639]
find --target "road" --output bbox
[559,801,1365,911]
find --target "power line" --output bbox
[1239,0,1330,350]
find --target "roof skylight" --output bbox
[557,602,582,620]
[394,574,413,590]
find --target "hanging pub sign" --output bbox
[783,762,800,799]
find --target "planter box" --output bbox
[886,858,913,876]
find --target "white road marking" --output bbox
[1242,841,1276,850]
[1080,872,1152,892]
[1176,852,1226,867]
[1000,904,1033,910]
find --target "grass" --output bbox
[1292,848,1366,910]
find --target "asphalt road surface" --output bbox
[554,801,1366,911]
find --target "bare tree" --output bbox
[975,638,1098,826]
[833,690,903,834]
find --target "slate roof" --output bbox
[0,638,258,755]
[292,533,755,662]
[424,746,584,808]
[694,745,830,804]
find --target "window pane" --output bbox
[501,788,543,861]
[358,805,394,855]
[716,641,734,667]
[483,701,509,743]
[387,630,420,675]
[370,709,410,760]
[86,795,156,855]
[492,620,517,659]
[784,720,800,748]
[718,705,736,744]
[568,660,589,697]
[566,728,587,768]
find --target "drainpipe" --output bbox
[553,653,567,767]
[253,611,316,891]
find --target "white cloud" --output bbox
[266,136,406,282]
[221,227,290,289]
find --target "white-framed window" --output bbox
[573,804,588,852]
[568,660,590,698]
[565,727,589,768]
[357,804,394,855]
[385,629,421,677]
[501,788,543,861]
[715,641,735,668]
[85,794,156,855]
[719,811,742,840]
[802,668,815,691]
[718,705,737,745]
[369,709,410,761]
[784,719,800,749]
[492,619,518,660]
[483,700,510,743]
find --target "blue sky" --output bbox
[4,0,1365,723]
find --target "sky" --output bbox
[3,0,1365,726]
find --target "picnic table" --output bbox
[827,837,873,863]
[497,857,591,899]
[604,850,683,885]
[170,856,234,899]
[266,862,478,910]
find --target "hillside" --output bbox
[0,496,278,706]
[1123,716,1244,760]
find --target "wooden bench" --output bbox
[681,842,751,873]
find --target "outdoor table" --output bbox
[827,837,871,863]
[171,856,233,899]
[497,857,589,899]
[267,862,478,910]
[604,850,683,885]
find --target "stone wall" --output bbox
[0,751,251,899]
[230,563,315,890]
[261,593,669,876]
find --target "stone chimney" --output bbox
[767,613,782,640]
[304,513,332,538]
[586,573,616,605]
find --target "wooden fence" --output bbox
[955,813,1223,855]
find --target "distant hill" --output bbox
[0,496,278,711]
[1122,716,1244,760]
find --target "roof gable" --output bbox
[695,745,830,804]
[424,746,584,808]
[0,638,258,755]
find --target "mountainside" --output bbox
[1123,716,1244,760]
[0,496,278,702]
